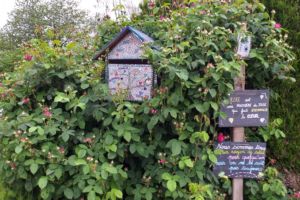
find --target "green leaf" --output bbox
[108,144,117,152]
[74,159,87,166]
[112,188,123,199]
[44,63,51,69]
[30,163,38,174]
[145,191,152,200]
[106,166,118,174]
[124,132,131,142]
[171,140,181,156]
[64,188,73,199]
[103,117,112,126]
[66,41,76,50]
[199,131,209,143]
[179,161,185,169]
[81,83,89,89]
[209,89,217,97]
[24,159,34,166]
[15,145,23,154]
[129,144,136,153]
[54,167,63,179]
[153,7,159,14]
[184,158,194,168]
[167,180,177,192]
[78,149,87,158]
[212,73,221,81]
[175,69,189,81]
[38,127,44,135]
[162,172,172,180]
[83,185,93,193]
[210,102,219,111]
[105,135,114,145]
[78,119,85,128]
[88,190,96,200]
[195,102,210,113]
[263,184,270,192]
[62,132,69,142]
[54,92,70,103]
[170,109,177,118]
[83,165,90,175]
[29,126,38,132]
[38,176,48,189]
[208,153,217,164]
[147,116,159,130]
[41,189,50,199]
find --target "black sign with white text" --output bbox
[218,90,269,127]
[214,142,266,179]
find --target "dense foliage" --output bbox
[0,0,296,199]
[261,0,300,172]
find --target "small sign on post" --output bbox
[219,90,269,127]
[214,142,266,179]
[237,34,251,58]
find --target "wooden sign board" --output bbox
[214,142,266,179]
[219,90,269,127]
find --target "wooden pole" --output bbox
[232,66,245,200]
[232,23,247,200]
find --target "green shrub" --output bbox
[0,0,295,199]
[261,0,300,171]
[0,180,34,200]
[245,167,288,200]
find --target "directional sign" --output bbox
[214,142,266,179]
[219,90,269,127]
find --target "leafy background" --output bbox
[0,0,299,199]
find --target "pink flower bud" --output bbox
[294,192,300,198]
[150,109,158,115]
[83,138,92,143]
[217,132,225,143]
[148,1,155,9]
[24,54,33,61]
[43,107,52,118]
[200,10,207,15]
[160,16,166,21]
[58,147,65,154]
[22,97,30,104]
[159,159,166,164]
[274,23,281,29]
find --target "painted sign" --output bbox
[237,34,251,58]
[219,90,269,127]
[214,142,266,179]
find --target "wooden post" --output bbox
[232,23,247,200]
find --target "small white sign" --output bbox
[237,34,251,58]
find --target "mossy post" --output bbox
[232,23,247,200]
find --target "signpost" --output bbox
[214,142,266,179]
[215,22,269,200]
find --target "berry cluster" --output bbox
[43,107,52,118]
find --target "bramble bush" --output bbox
[0,0,296,199]
[261,0,300,172]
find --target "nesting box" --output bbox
[93,26,156,101]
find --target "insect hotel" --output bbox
[93,26,156,101]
